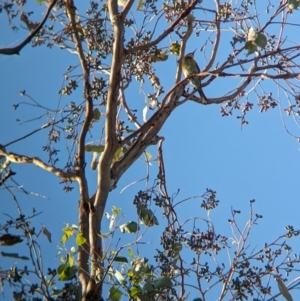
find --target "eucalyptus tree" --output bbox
[1,0,300,301]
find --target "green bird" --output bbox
[182,51,207,100]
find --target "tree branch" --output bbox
[119,88,141,129]
[126,0,199,55]
[0,169,16,186]
[0,0,57,55]
[205,0,221,72]
[120,0,135,18]
[190,64,257,104]
[0,147,77,181]
[3,117,70,148]
[111,100,181,188]
[86,0,125,297]
[207,70,300,80]
[65,0,93,293]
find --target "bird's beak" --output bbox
[192,49,197,55]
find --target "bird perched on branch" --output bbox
[182,51,207,101]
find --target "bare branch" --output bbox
[120,0,135,18]
[85,0,126,297]
[0,169,16,186]
[65,0,93,293]
[126,0,199,55]
[0,0,58,55]
[205,0,221,71]
[119,88,141,129]
[4,118,65,148]
[217,71,299,80]
[112,100,181,188]
[0,147,77,181]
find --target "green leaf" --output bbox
[92,108,101,121]
[63,227,75,236]
[57,263,69,275]
[130,286,142,297]
[0,251,29,260]
[112,206,121,216]
[113,256,128,263]
[136,0,143,11]
[145,151,152,161]
[142,283,154,294]
[85,145,105,152]
[153,276,172,289]
[57,264,78,281]
[109,286,122,301]
[61,234,69,244]
[276,278,294,301]
[246,27,267,54]
[75,233,86,246]
[255,33,267,49]
[127,269,134,277]
[120,221,140,233]
[128,248,134,258]
[137,207,159,227]
[67,266,78,280]
[245,41,257,55]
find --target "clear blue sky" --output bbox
[1,1,300,300]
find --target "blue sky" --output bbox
[1,1,300,300]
